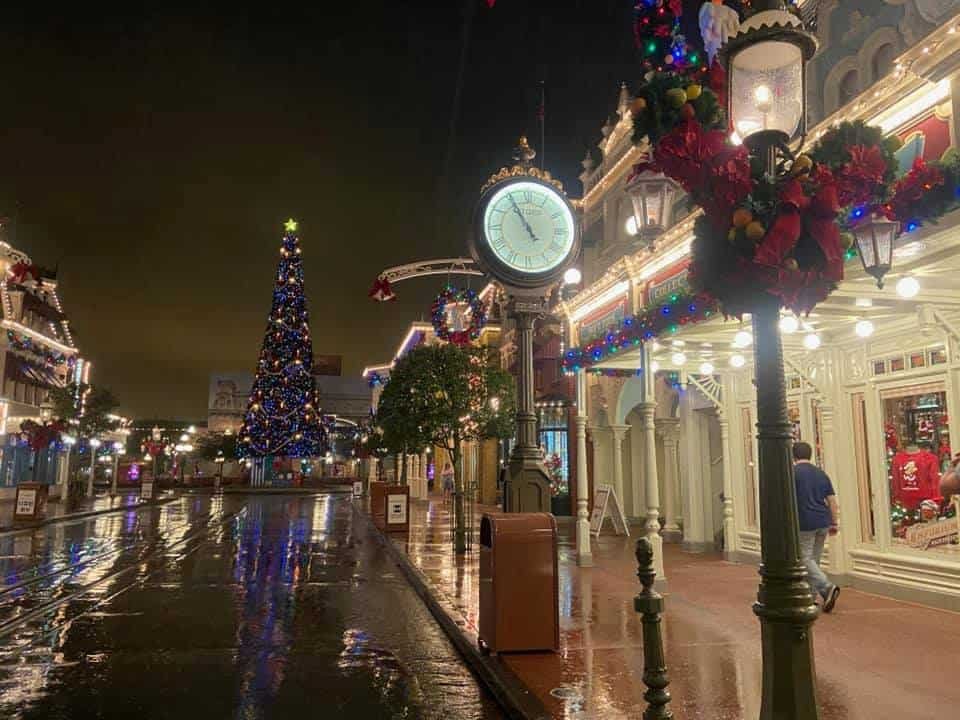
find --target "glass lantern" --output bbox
[626,170,680,246]
[723,8,817,147]
[852,214,899,288]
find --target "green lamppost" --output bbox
[721,3,820,718]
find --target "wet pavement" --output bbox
[391,495,960,720]
[0,492,502,719]
[0,489,159,531]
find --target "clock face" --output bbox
[481,180,576,275]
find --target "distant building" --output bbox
[0,236,87,496]
[208,356,369,434]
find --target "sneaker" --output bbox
[822,585,840,613]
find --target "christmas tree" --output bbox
[237,219,326,459]
[633,0,701,74]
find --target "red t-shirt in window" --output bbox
[890,450,941,510]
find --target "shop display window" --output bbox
[930,347,948,366]
[890,357,905,372]
[873,360,887,376]
[538,410,569,507]
[882,385,960,553]
[909,352,926,370]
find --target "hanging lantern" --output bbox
[626,169,680,248]
[723,5,816,148]
[851,213,899,288]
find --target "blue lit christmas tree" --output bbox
[237,219,326,459]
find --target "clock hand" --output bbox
[507,195,541,242]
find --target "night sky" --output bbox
[0,1,644,420]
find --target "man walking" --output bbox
[793,441,841,613]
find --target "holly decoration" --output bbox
[20,419,66,451]
[430,286,487,346]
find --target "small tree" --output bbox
[49,383,120,439]
[376,344,516,553]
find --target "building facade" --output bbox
[563,1,960,609]
[0,239,84,496]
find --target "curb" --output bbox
[352,501,551,720]
[0,494,179,537]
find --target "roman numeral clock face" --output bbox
[482,180,576,277]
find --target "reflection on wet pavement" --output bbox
[394,497,960,720]
[0,493,502,719]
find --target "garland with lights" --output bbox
[629,67,960,315]
[562,291,716,372]
[430,286,487,346]
[7,330,76,368]
[237,220,327,459]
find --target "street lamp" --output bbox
[111,441,125,496]
[87,438,101,498]
[851,213,899,288]
[626,169,681,248]
[722,4,821,718]
[62,434,76,505]
[214,451,225,490]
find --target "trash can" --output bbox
[370,481,387,530]
[479,512,559,653]
[14,483,48,521]
[384,485,410,534]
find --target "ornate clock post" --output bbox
[470,138,581,512]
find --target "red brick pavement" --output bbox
[389,496,960,719]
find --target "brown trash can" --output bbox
[384,485,410,534]
[479,512,559,653]
[370,481,387,530]
[14,483,49,521]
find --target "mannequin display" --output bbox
[890,441,942,511]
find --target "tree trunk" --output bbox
[452,442,466,554]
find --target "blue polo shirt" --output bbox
[794,462,835,531]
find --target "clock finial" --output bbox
[513,136,537,168]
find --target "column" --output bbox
[659,420,682,542]
[610,425,629,512]
[639,401,665,579]
[575,371,592,566]
[718,411,736,558]
[638,342,664,578]
[817,402,848,576]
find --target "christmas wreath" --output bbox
[430,286,487,346]
[629,65,960,316]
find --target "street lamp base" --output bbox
[502,457,551,513]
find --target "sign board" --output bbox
[352,480,363,498]
[589,483,630,537]
[387,493,408,525]
[141,481,154,501]
[15,489,37,517]
[906,497,960,550]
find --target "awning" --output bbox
[3,353,66,390]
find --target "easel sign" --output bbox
[589,483,630,537]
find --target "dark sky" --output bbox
[0,1,641,420]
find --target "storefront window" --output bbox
[539,409,570,514]
[882,385,960,553]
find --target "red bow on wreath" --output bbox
[368,277,396,302]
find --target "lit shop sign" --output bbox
[579,300,627,344]
[646,267,689,305]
